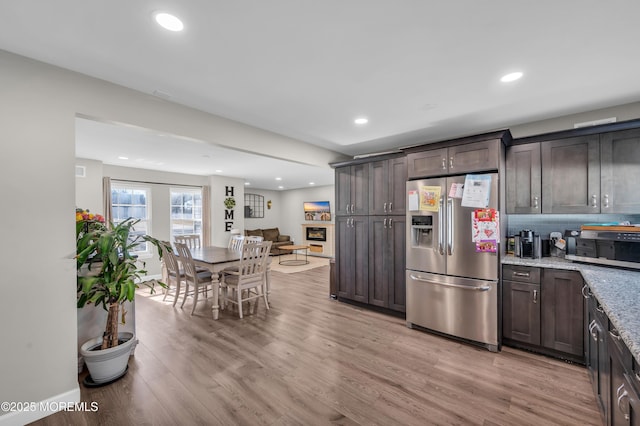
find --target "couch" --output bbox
[244,227,293,255]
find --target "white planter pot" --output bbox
[80,331,134,384]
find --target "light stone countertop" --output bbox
[502,255,640,365]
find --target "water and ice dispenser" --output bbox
[411,216,434,248]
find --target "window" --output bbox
[111,183,151,256]
[170,188,203,241]
[244,193,264,218]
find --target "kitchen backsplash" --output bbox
[506,214,640,238]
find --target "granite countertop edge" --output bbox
[502,255,640,365]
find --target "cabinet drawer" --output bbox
[503,265,541,284]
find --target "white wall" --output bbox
[510,101,640,138]
[280,185,335,246]
[243,189,283,231]
[0,49,343,425]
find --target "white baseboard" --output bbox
[0,387,81,426]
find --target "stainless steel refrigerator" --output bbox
[406,174,500,351]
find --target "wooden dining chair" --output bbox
[175,234,201,250]
[228,235,245,251]
[159,241,185,306]
[174,242,214,315]
[221,240,272,319]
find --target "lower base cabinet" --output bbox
[585,286,640,426]
[502,266,584,362]
[336,215,406,312]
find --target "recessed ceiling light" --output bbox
[245,182,250,186]
[215,169,222,173]
[309,182,315,185]
[154,12,184,32]
[500,72,523,83]
[118,156,128,160]
[275,177,282,181]
[278,186,284,190]
[354,117,369,125]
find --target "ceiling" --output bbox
[2,1,640,189]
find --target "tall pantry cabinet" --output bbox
[334,154,407,312]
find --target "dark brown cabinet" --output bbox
[502,266,584,362]
[369,156,407,216]
[585,292,609,421]
[506,142,542,214]
[336,216,368,303]
[541,135,601,213]
[541,269,584,357]
[600,128,640,214]
[407,139,501,179]
[369,216,406,311]
[503,265,541,345]
[335,164,369,216]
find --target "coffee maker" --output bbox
[518,229,541,259]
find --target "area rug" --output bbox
[269,255,330,274]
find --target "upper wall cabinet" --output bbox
[335,164,369,216]
[541,135,601,214]
[508,126,640,214]
[506,143,542,214]
[600,128,640,213]
[408,139,501,179]
[369,156,407,215]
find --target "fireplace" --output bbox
[306,226,327,242]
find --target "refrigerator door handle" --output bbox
[409,274,492,291]
[438,196,445,254]
[447,197,454,255]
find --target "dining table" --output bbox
[188,246,240,320]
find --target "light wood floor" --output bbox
[33,265,601,426]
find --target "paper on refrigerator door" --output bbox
[408,190,419,211]
[461,174,492,208]
[419,186,441,212]
[471,208,499,253]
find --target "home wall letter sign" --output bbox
[224,186,236,232]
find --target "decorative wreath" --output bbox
[224,197,236,209]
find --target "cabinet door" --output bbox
[610,340,628,426]
[503,280,541,345]
[624,373,640,426]
[336,216,368,303]
[506,143,542,214]
[448,139,501,174]
[368,216,389,307]
[369,160,389,216]
[601,128,640,213]
[541,135,600,213]
[541,270,584,357]
[388,157,407,215]
[336,216,352,298]
[335,167,352,216]
[351,163,369,215]
[407,148,448,178]
[388,216,406,312]
[587,308,608,420]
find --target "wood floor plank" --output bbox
[32,264,601,425]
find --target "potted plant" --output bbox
[75,209,167,385]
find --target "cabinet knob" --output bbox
[603,194,609,209]
[389,202,393,212]
[532,289,538,304]
[581,284,591,299]
[591,194,598,208]
[383,202,387,213]
[389,218,393,228]
[532,196,539,209]
[383,218,387,228]
[441,158,446,170]
[449,157,454,169]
